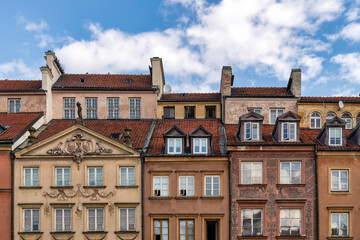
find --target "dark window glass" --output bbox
[184,106,195,119]
[205,106,216,119]
[164,107,175,119]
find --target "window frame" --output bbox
[310,112,321,129]
[88,167,103,186]
[331,169,349,192]
[329,127,342,146]
[241,209,263,236]
[55,167,71,187]
[244,122,259,141]
[167,138,182,154]
[8,98,21,113]
[331,212,349,237]
[55,208,71,232]
[23,208,40,232]
[179,219,195,240]
[119,208,136,231]
[204,175,221,197]
[270,109,284,124]
[184,106,196,119]
[120,167,135,186]
[279,161,302,184]
[87,208,104,231]
[153,175,169,197]
[205,106,217,119]
[129,98,141,119]
[163,106,175,119]
[63,98,75,119]
[179,175,195,197]
[24,167,39,187]
[281,122,297,141]
[85,97,98,119]
[341,113,353,129]
[247,108,262,115]
[241,162,263,185]
[153,219,169,240]
[356,113,360,126]
[326,112,337,123]
[279,208,302,236]
[108,97,119,119]
[192,137,208,154]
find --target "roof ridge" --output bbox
[163,92,220,95]
[0,79,41,81]
[62,73,150,76]
[232,86,287,89]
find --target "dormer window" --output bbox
[329,128,342,146]
[281,122,296,141]
[168,138,182,154]
[244,122,259,141]
[193,138,207,154]
[163,125,186,154]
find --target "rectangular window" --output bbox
[244,122,259,140]
[129,98,141,119]
[204,175,220,196]
[270,109,284,124]
[242,209,262,236]
[86,98,98,119]
[205,106,216,119]
[167,138,182,154]
[280,209,301,236]
[329,128,342,146]
[164,107,175,119]
[55,209,71,232]
[331,170,349,192]
[24,168,39,187]
[179,219,194,240]
[56,168,70,186]
[24,209,40,232]
[153,176,169,197]
[280,162,301,184]
[241,162,263,184]
[64,98,75,119]
[331,213,348,237]
[282,122,296,141]
[193,138,208,154]
[88,167,103,186]
[9,98,21,113]
[184,106,195,119]
[88,208,104,231]
[108,98,119,119]
[120,167,135,186]
[154,219,168,240]
[119,208,135,231]
[179,176,195,196]
[247,108,262,115]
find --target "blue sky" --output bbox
[0,0,360,96]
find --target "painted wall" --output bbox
[0,150,12,240]
[0,93,46,114]
[157,102,221,119]
[224,98,298,124]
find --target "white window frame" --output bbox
[179,175,195,196]
[55,208,71,232]
[119,208,136,231]
[280,162,301,184]
[193,138,208,154]
[331,213,349,237]
[23,209,40,232]
[241,162,263,184]
[167,138,182,154]
[129,98,141,119]
[87,208,104,231]
[120,167,135,186]
[63,98,75,119]
[281,122,297,141]
[270,109,284,124]
[241,209,263,236]
[280,209,301,236]
[56,167,70,186]
[247,108,262,115]
[88,167,103,186]
[8,98,21,113]
[341,113,353,129]
[153,176,169,197]
[310,112,321,129]
[108,98,119,119]
[326,112,336,123]
[204,175,220,196]
[329,128,342,146]
[24,168,39,187]
[244,122,259,141]
[86,98,98,119]
[331,170,349,192]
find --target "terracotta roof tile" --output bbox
[34,119,153,150]
[0,80,42,92]
[0,112,43,141]
[231,87,293,97]
[52,74,152,90]
[160,93,220,102]
[300,96,360,103]
[148,119,222,155]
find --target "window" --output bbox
[329,128,342,146]
[326,112,336,123]
[154,219,168,240]
[8,98,21,113]
[356,113,360,126]
[24,209,40,232]
[281,122,296,141]
[56,168,70,186]
[280,162,301,184]
[129,98,141,119]
[193,138,207,154]
[153,176,169,197]
[180,220,194,240]
[331,170,348,192]
[331,213,348,237]
[270,109,284,124]
[184,106,195,119]
[241,162,262,184]
[247,108,262,115]
[64,98,75,119]
[167,138,182,154]
[120,167,135,186]
[280,209,301,236]
[341,113,352,129]
[108,98,119,119]
[164,107,175,119]
[205,106,216,119]
[88,208,104,231]
[244,122,259,140]
[24,168,39,187]
[204,175,220,196]
[242,209,262,236]
[86,98,98,119]
[179,176,194,196]
[119,208,135,231]
[310,112,321,129]
[88,167,103,186]
[55,209,71,231]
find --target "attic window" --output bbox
[281,122,296,141]
[110,133,123,140]
[126,79,133,84]
[329,128,342,146]
[80,78,86,83]
[181,93,187,97]
[244,122,259,140]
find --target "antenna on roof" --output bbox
[164,84,172,93]
[338,100,344,111]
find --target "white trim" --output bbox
[87,208,104,231]
[192,138,208,154]
[119,208,136,231]
[241,162,263,184]
[179,175,195,196]
[331,170,349,192]
[244,122,259,141]
[204,175,220,196]
[120,167,135,186]
[167,138,182,154]
[241,209,263,236]
[310,112,321,129]
[329,128,342,146]
[88,167,103,186]
[153,176,169,196]
[281,122,297,141]
[269,109,284,125]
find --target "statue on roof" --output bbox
[76,102,84,125]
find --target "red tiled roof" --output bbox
[231,87,293,97]
[148,119,222,155]
[0,80,42,92]
[52,74,153,90]
[34,120,153,150]
[160,93,221,102]
[300,96,360,103]
[0,112,43,141]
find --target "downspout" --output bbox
[140,151,145,240]
[314,144,319,240]
[10,151,15,240]
[228,153,231,240]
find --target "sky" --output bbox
[0,0,360,96]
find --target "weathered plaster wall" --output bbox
[157,102,221,119]
[0,93,46,114]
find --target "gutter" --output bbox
[140,151,145,240]
[228,153,231,240]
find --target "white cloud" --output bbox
[331,85,357,96]
[331,52,360,84]
[345,7,360,21]
[17,15,49,32]
[328,22,360,42]
[0,60,40,80]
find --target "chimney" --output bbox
[287,68,301,98]
[220,66,233,97]
[40,50,63,91]
[26,127,36,146]
[124,126,132,148]
[150,57,165,100]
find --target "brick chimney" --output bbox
[287,68,301,98]
[150,57,165,100]
[220,66,233,97]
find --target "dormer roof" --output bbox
[316,116,346,146]
[347,123,360,146]
[163,124,186,137]
[272,111,301,141]
[276,111,301,121]
[189,125,212,137]
[239,111,264,121]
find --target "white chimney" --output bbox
[150,57,165,100]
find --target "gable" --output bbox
[277,111,301,121]
[189,125,212,137]
[163,125,186,137]
[239,111,264,121]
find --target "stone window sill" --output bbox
[276,184,305,188]
[19,186,42,189]
[114,231,139,234]
[18,231,44,235]
[275,236,305,239]
[82,231,108,234]
[115,185,139,189]
[175,196,198,200]
[149,196,173,200]
[50,231,75,234]
[50,186,74,189]
[83,186,106,189]
[238,236,268,239]
[327,237,354,240]
[200,196,224,200]
[238,184,267,188]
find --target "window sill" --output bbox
[329,191,351,194]
[19,186,42,189]
[276,184,305,188]
[275,236,305,239]
[200,196,224,200]
[175,196,198,200]
[238,236,268,239]
[83,231,108,234]
[149,196,173,200]
[50,231,75,234]
[115,231,139,234]
[18,231,44,235]
[83,186,106,189]
[115,185,139,189]
[50,186,74,189]
[327,237,354,240]
[238,184,267,188]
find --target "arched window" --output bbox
[356,113,360,126]
[325,112,336,123]
[310,112,321,129]
[341,112,352,129]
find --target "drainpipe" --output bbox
[314,144,319,240]
[140,151,145,240]
[228,153,231,240]
[10,151,15,240]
